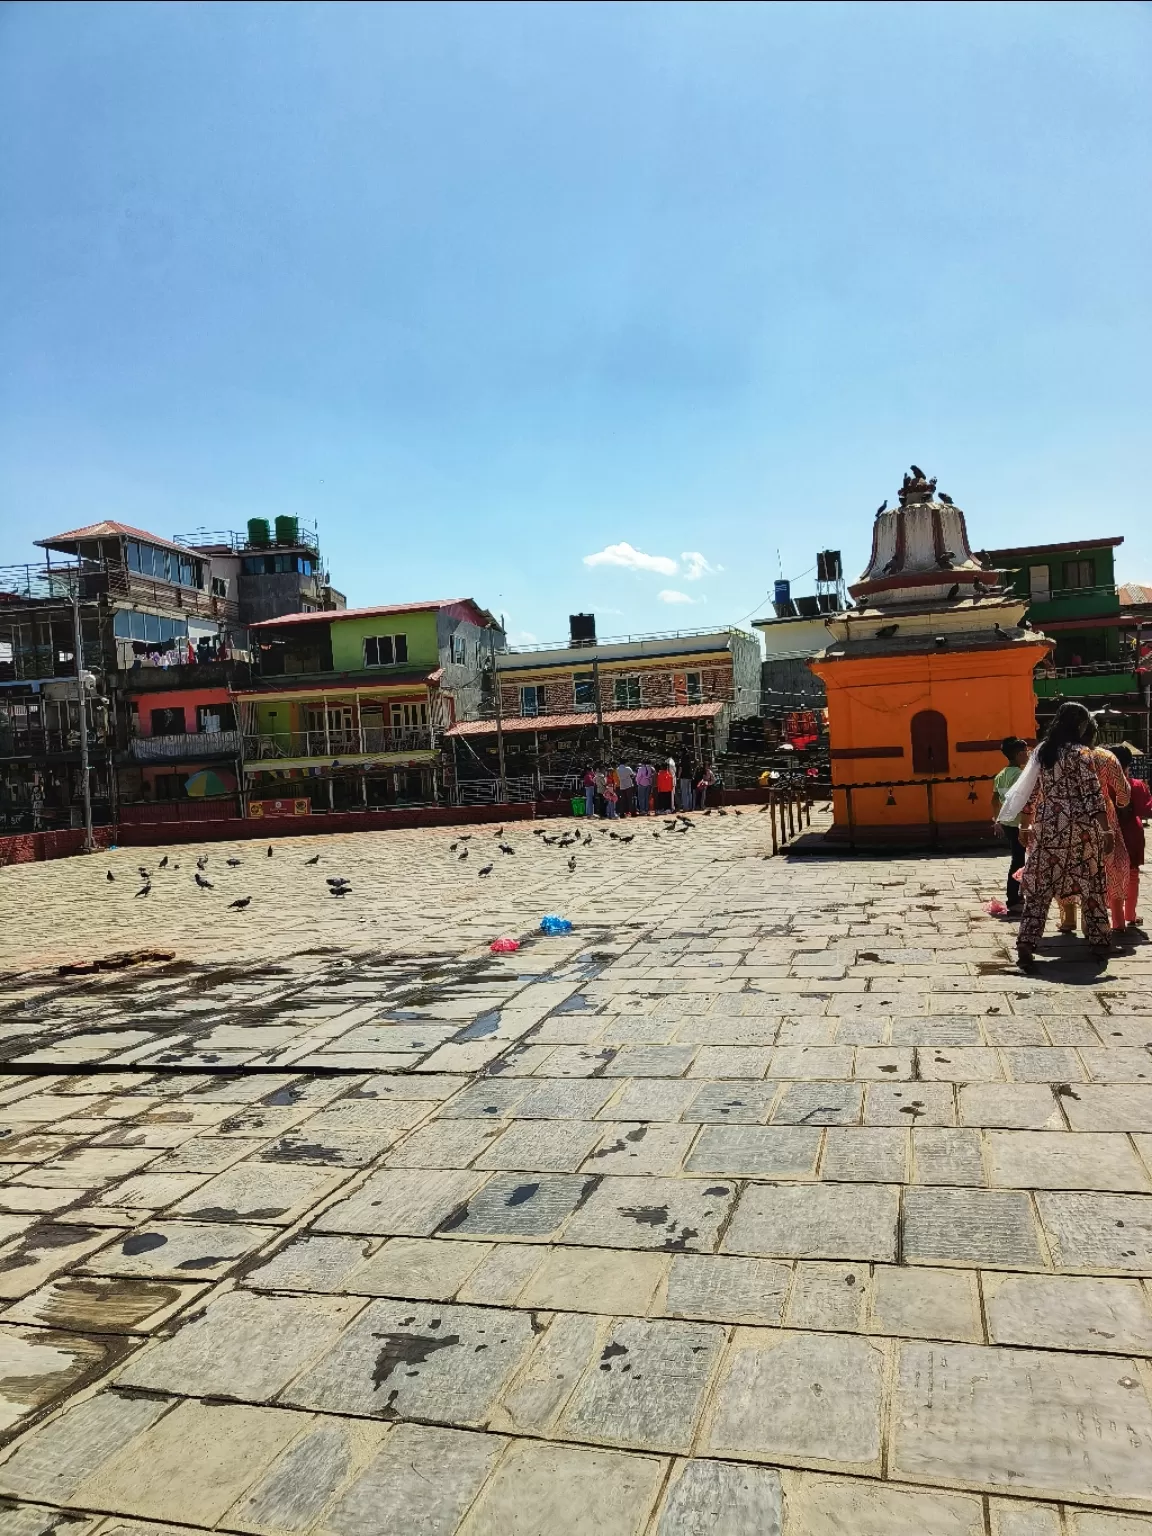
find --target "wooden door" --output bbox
[911,710,949,774]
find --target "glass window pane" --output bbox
[143,613,161,643]
[364,637,379,667]
[574,671,596,708]
[114,611,132,637]
[394,634,407,664]
[126,541,141,572]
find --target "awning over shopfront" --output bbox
[444,702,725,738]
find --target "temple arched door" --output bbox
[911,709,949,774]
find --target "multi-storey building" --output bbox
[0,517,347,831]
[175,517,345,627]
[980,535,1149,745]
[0,521,240,830]
[235,599,504,810]
[445,614,762,793]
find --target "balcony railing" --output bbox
[243,727,435,761]
[1036,661,1139,679]
[130,730,242,762]
[1026,584,1120,604]
[0,727,112,758]
[0,559,240,624]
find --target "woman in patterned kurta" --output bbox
[1018,703,1115,966]
[1055,737,1131,935]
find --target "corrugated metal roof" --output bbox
[981,537,1125,559]
[248,599,498,630]
[36,521,195,558]
[444,701,726,737]
[1118,581,1152,607]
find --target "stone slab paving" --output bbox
[1,809,1152,1531]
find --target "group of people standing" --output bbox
[580,754,719,818]
[992,702,1150,968]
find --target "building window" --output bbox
[1062,559,1095,590]
[613,675,641,709]
[113,611,188,645]
[197,703,236,732]
[520,685,544,717]
[911,709,949,774]
[151,707,186,735]
[673,671,704,704]
[125,540,200,588]
[451,634,467,665]
[211,576,228,598]
[1028,564,1050,599]
[390,701,428,730]
[364,634,408,667]
[573,671,596,710]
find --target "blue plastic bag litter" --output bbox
[539,915,573,935]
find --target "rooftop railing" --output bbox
[173,526,320,555]
[503,625,753,655]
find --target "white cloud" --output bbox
[511,629,537,644]
[583,541,679,577]
[681,551,722,581]
[658,589,704,605]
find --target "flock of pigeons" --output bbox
[106,803,759,909]
[106,843,347,909]
[447,807,747,877]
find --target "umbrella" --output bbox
[185,769,236,798]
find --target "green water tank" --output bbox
[275,515,299,546]
[247,518,271,547]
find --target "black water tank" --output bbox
[796,595,821,617]
[569,613,596,647]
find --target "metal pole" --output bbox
[490,631,507,799]
[71,577,96,852]
[926,780,937,848]
[592,654,604,746]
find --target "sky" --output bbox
[2,1,1150,644]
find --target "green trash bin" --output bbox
[571,796,586,817]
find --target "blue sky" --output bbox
[2,1,1149,642]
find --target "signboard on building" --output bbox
[248,797,310,818]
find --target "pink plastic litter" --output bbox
[983,900,1009,916]
[1012,867,1024,882]
[489,936,520,953]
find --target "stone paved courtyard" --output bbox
[1,808,1151,1535]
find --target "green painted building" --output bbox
[234,598,504,810]
[980,536,1149,743]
